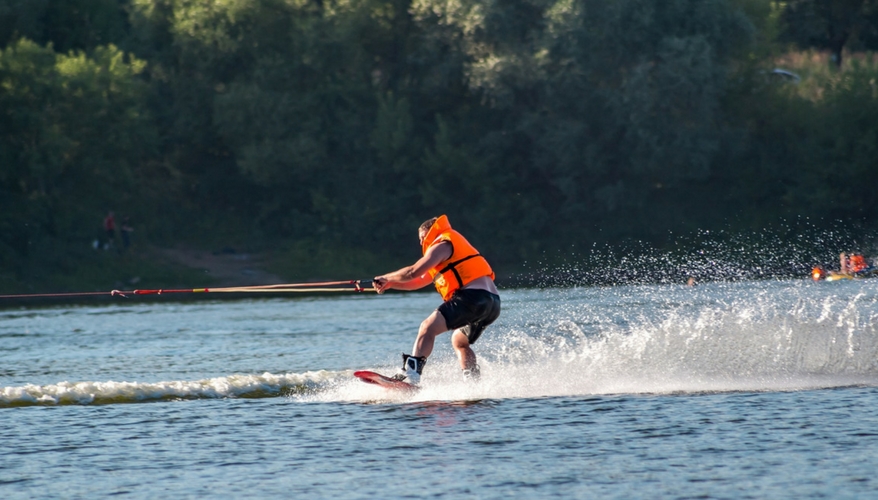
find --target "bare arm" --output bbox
[374,242,452,294]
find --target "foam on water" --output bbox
[553,285,876,391]
[0,371,334,407]
[307,280,878,403]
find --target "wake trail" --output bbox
[0,371,335,408]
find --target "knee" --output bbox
[419,311,447,336]
[417,320,433,337]
[451,331,470,350]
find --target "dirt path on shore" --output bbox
[155,248,286,286]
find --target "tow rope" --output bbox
[0,279,375,300]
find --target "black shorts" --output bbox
[437,288,501,345]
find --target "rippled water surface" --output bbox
[4,280,878,498]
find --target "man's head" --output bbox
[418,217,438,243]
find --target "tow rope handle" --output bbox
[354,278,376,292]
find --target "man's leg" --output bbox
[394,311,448,383]
[412,310,449,358]
[451,330,476,370]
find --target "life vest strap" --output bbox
[437,254,485,288]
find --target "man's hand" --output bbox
[373,276,390,294]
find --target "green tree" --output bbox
[789,62,878,218]
[0,0,129,51]
[0,39,154,266]
[0,0,47,47]
[780,0,878,68]
[510,0,753,242]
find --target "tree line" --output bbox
[1,0,878,290]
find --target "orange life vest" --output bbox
[421,215,495,301]
[850,254,868,273]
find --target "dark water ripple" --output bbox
[4,388,877,499]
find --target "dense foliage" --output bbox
[779,0,878,67]
[1,0,877,290]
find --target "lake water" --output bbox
[3,280,878,498]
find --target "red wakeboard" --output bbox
[354,370,419,392]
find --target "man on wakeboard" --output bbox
[373,215,501,384]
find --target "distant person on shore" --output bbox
[120,217,134,251]
[103,211,116,250]
[373,215,500,384]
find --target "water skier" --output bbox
[373,215,501,384]
[841,252,870,274]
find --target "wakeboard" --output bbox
[354,370,419,392]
